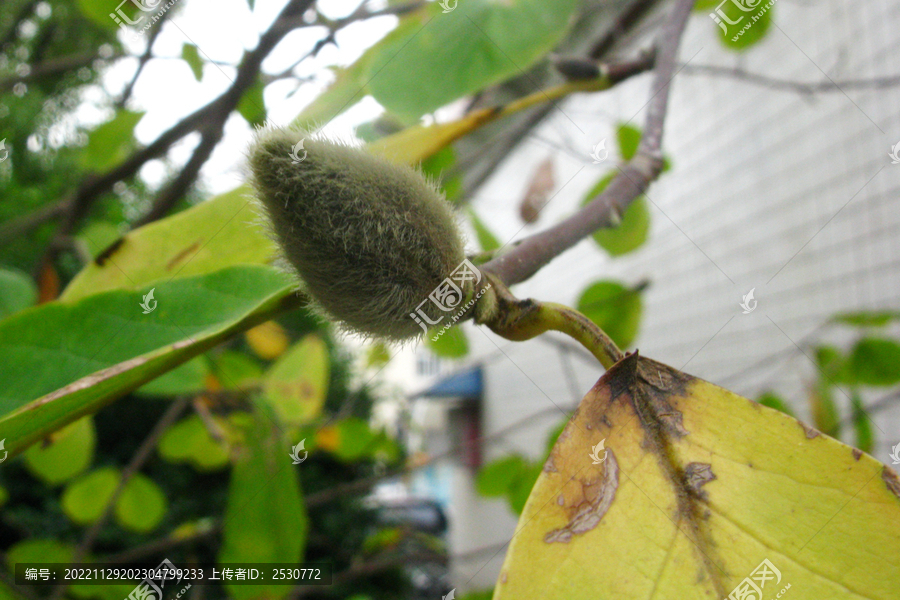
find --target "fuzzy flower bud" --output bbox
[248,127,467,341]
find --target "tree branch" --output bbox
[0,51,110,93]
[36,0,316,273]
[481,0,695,286]
[115,20,167,110]
[681,63,900,94]
[50,396,191,600]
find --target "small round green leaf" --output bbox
[115,473,167,533]
[24,416,95,485]
[158,414,230,471]
[848,338,900,386]
[576,281,643,348]
[476,455,530,498]
[62,467,119,525]
[427,325,469,358]
[0,267,37,319]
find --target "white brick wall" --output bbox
[451,0,900,590]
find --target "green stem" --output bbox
[474,277,623,369]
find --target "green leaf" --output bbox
[476,455,531,498]
[76,0,128,29]
[0,266,296,459]
[115,473,167,533]
[815,345,851,384]
[810,380,840,437]
[616,123,642,161]
[581,174,650,256]
[0,267,37,320]
[365,342,391,368]
[214,350,264,390]
[427,324,469,358]
[238,79,267,126]
[367,0,578,120]
[292,60,371,129]
[834,311,900,327]
[595,197,650,256]
[850,392,873,454]
[507,462,543,515]
[466,207,501,252]
[219,410,307,600]
[136,356,208,396]
[82,111,144,172]
[181,43,204,81]
[713,0,773,51]
[63,186,275,300]
[62,467,119,524]
[495,354,900,599]
[693,0,719,10]
[576,281,643,348]
[611,123,671,170]
[263,334,330,426]
[422,146,462,202]
[848,338,900,386]
[756,391,794,417]
[316,418,378,462]
[77,222,123,260]
[158,413,230,471]
[23,416,95,485]
[6,539,73,569]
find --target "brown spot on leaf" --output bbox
[166,240,202,270]
[543,455,558,473]
[800,422,820,439]
[94,237,125,266]
[852,448,863,461]
[684,463,716,497]
[883,466,900,500]
[544,450,619,544]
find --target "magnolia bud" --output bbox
[248,127,467,341]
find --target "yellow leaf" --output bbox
[244,320,289,360]
[368,79,611,166]
[315,425,340,452]
[262,334,329,425]
[495,353,900,599]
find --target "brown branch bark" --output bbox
[36,0,316,276]
[481,0,696,286]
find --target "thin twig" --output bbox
[0,51,110,93]
[37,0,316,271]
[50,397,191,600]
[681,63,900,95]
[116,20,167,109]
[481,0,695,286]
[0,200,69,244]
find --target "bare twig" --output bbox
[306,402,573,508]
[36,0,316,272]
[0,51,110,93]
[681,63,900,95]
[481,0,695,286]
[116,21,167,109]
[50,396,191,600]
[132,125,224,227]
[0,200,69,244]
